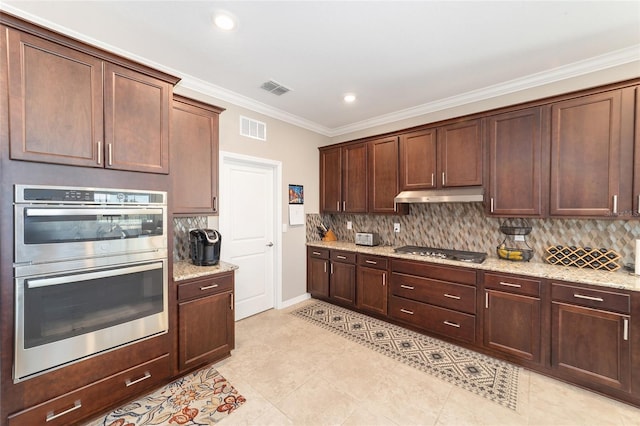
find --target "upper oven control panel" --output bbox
[15,185,166,205]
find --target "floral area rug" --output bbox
[85,366,246,425]
[292,300,520,410]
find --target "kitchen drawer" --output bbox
[551,283,630,314]
[331,250,357,263]
[8,353,170,426]
[357,254,388,269]
[389,296,476,343]
[391,259,476,285]
[484,272,541,297]
[178,272,234,302]
[391,272,476,314]
[308,247,329,260]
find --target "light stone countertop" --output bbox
[173,260,238,282]
[307,241,640,293]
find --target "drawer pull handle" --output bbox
[200,284,219,291]
[400,284,415,290]
[125,371,152,387]
[336,255,347,260]
[312,251,322,256]
[46,400,82,422]
[382,273,386,286]
[444,293,461,300]
[97,141,102,165]
[365,260,378,264]
[499,281,521,288]
[400,308,414,315]
[573,293,604,302]
[444,321,461,328]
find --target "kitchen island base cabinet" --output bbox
[177,273,235,373]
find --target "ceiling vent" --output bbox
[240,116,266,141]
[260,80,291,96]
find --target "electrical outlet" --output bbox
[347,221,352,230]
[514,235,525,242]
[394,223,400,233]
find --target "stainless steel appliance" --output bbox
[395,245,487,264]
[13,185,168,382]
[355,232,380,246]
[189,229,221,266]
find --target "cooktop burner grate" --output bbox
[394,245,487,264]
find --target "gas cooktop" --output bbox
[394,245,487,264]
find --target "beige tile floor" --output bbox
[215,299,639,426]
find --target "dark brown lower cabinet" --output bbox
[330,260,356,306]
[483,272,543,364]
[357,266,387,316]
[177,272,235,373]
[307,247,330,298]
[484,290,541,362]
[552,301,630,392]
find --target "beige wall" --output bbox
[174,86,329,304]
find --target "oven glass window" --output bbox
[23,263,164,349]
[23,209,164,244]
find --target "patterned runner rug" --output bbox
[85,366,245,425]
[292,300,520,410]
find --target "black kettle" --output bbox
[189,229,221,266]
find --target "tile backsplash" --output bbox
[306,203,639,266]
[173,216,207,261]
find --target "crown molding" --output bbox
[328,45,640,137]
[3,4,638,138]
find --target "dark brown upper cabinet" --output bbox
[171,96,224,215]
[399,119,483,191]
[6,27,175,174]
[485,107,548,217]
[368,136,407,214]
[438,119,483,187]
[319,143,367,213]
[633,86,640,217]
[549,89,634,217]
[399,129,437,190]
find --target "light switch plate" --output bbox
[347,221,352,230]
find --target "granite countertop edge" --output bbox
[173,260,239,282]
[306,241,640,293]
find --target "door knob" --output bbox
[266,242,274,247]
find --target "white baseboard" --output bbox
[278,293,311,309]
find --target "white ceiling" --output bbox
[3,1,640,136]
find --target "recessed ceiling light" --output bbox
[213,12,236,31]
[343,93,356,103]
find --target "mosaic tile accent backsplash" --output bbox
[173,216,207,261]
[306,203,640,266]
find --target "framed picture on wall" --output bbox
[288,184,304,204]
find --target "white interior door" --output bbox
[220,153,280,320]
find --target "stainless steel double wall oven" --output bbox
[13,185,168,382]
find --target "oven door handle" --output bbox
[25,208,164,217]
[26,262,163,288]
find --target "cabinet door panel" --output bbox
[550,91,621,216]
[484,290,541,362]
[307,256,329,297]
[368,136,401,213]
[399,129,437,190]
[357,266,387,315]
[438,120,482,187]
[320,147,342,213]
[634,87,640,216]
[171,97,222,214]
[552,302,630,391]
[104,63,170,174]
[330,261,356,306]
[342,143,368,212]
[178,291,233,371]
[7,29,103,167]
[486,108,544,216]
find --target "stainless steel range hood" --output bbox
[394,187,484,204]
